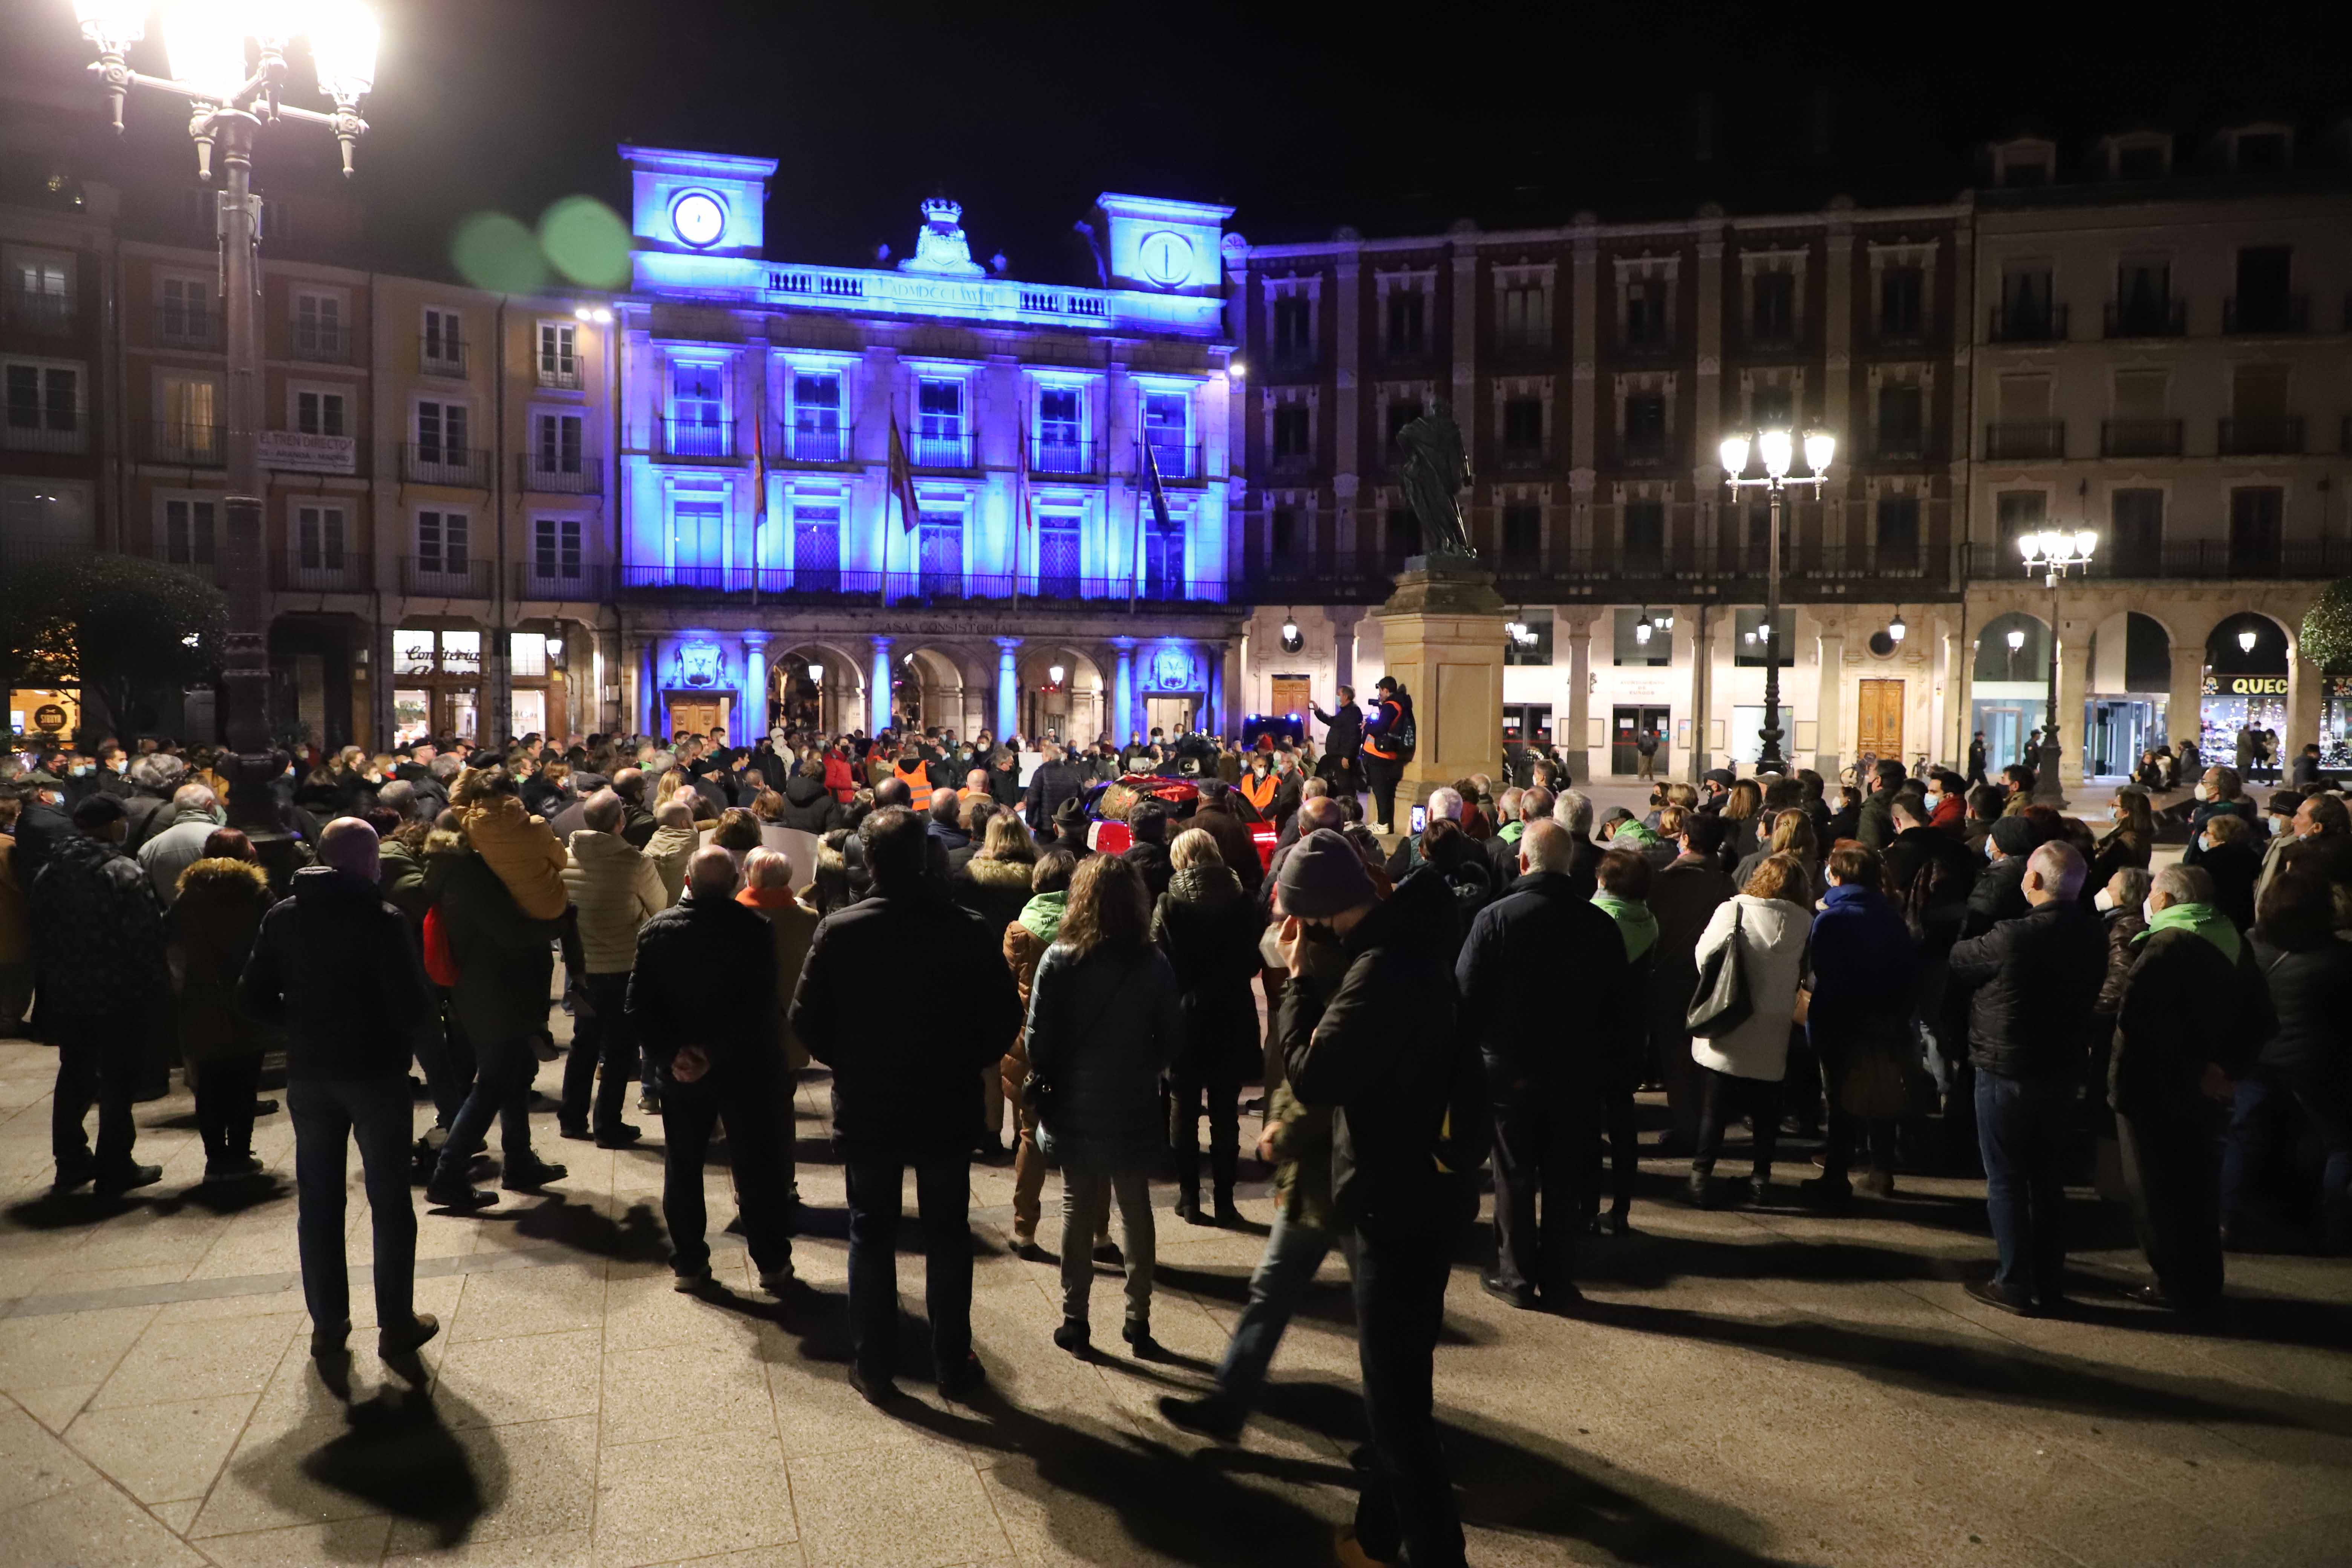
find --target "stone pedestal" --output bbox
[1372,556,1508,812]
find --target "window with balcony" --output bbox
[1751,271,1795,344]
[1505,606,1553,666]
[670,363,727,456]
[2225,364,2298,454]
[1499,285,1548,351]
[1271,403,1310,465]
[1143,390,1191,478]
[915,378,965,466]
[163,497,216,568]
[6,251,73,333]
[1622,393,1668,464]
[292,291,346,359]
[670,498,724,582]
[1035,386,1082,473]
[1876,496,1920,568]
[421,306,464,374]
[1740,498,1774,574]
[534,516,583,585]
[2110,488,2163,574]
[1995,266,2058,341]
[416,399,470,466]
[1989,373,2060,459]
[159,372,220,461]
[1269,507,1300,575]
[2111,260,2177,336]
[2229,245,2299,332]
[537,322,579,388]
[1384,287,1427,356]
[917,511,963,593]
[1625,279,1669,349]
[2230,487,2283,572]
[158,276,214,345]
[1501,397,1544,461]
[791,503,840,591]
[3,360,81,452]
[1500,503,1540,571]
[1875,384,1925,460]
[1879,265,1924,339]
[417,508,470,574]
[534,410,585,478]
[2104,369,2177,456]
[1271,295,1311,362]
[1036,515,1080,595]
[294,386,346,436]
[296,504,347,573]
[1995,490,2046,558]
[785,371,842,461]
[1143,515,1185,598]
[2114,141,2168,180]
[1623,499,1664,570]
[1733,607,1784,666]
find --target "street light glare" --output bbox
[1803,429,1835,474]
[2239,629,2258,653]
[2007,628,2026,651]
[1718,433,1750,476]
[73,0,147,42]
[1227,360,1246,381]
[1758,429,1794,478]
[162,0,254,102]
[309,2,380,98]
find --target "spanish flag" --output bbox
[887,414,922,533]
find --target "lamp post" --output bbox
[71,1,378,790]
[2018,526,2098,804]
[1720,427,1834,774]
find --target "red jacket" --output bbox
[824,753,855,804]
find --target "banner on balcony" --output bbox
[259,430,357,475]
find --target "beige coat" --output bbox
[562,830,664,975]
[642,823,698,907]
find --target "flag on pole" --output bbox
[749,389,768,600]
[1015,406,1033,605]
[1141,440,1172,533]
[887,413,922,534]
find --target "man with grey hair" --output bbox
[120,752,188,849]
[559,789,663,1145]
[135,781,223,905]
[1945,839,2105,1316]
[1548,789,1603,900]
[375,777,420,821]
[2109,862,2271,1320]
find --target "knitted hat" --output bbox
[1989,816,2036,856]
[1278,828,1378,919]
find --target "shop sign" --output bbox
[394,629,439,677]
[2220,675,2288,697]
[32,703,67,732]
[257,430,357,475]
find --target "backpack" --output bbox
[1392,702,1418,763]
[421,904,461,987]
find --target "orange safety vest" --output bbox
[1241,771,1279,816]
[893,760,933,810]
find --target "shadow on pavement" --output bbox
[240,1352,494,1551]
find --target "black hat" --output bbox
[70,794,129,830]
[1278,828,1378,919]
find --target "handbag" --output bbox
[1685,908,1753,1038]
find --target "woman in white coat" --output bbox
[1686,851,1813,1207]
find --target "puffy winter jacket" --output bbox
[1027,938,1183,1170]
[1946,901,2107,1080]
[2247,934,2352,1080]
[457,791,570,921]
[240,866,430,1080]
[1456,870,1633,1087]
[1152,865,1265,1080]
[562,829,665,975]
[434,850,562,1046]
[29,833,168,1033]
[170,857,276,1064]
[2112,924,2271,1115]
[626,889,780,1073]
[643,822,698,907]
[1688,894,1810,1082]
[950,854,1034,936]
[777,772,842,833]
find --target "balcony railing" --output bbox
[1,418,88,455]
[538,359,583,391]
[276,554,371,593]
[401,443,492,487]
[2223,295,2308,334]
[2218,415,2305,456]
[513,561,608,600]
[419,335,467,376]
[1613,434,1674,469]
[1027,436,1103,477]
[6,289,74,334]
[153,305,221,349]
[1613,331,1678,363]
[1984,420,2065,461]
[1988,302,2068,343]
[290,321,351,362]
[909,430,975,469]
[613,564,1228,605]
[1494,441,1555,473]
[1494,329,1556,362]
[142,420,225,466]
[1962,539,2352,582]
[1265,343,1317,377]
[1142,440,1204,481]
[399,556,493,596]
[1236,545,1969,606]
[517,452,602,494]
[2101,418,2183,457]
[2104,299,2185,338]
[778,423,852,464]
[1872,431,1928,463]
[657,418,737,461]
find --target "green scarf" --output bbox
[1611,821,1661,848]
[2133,900,2240,965]
[1018,889,1068,944]
[1498,821,1524,845]
[1592,893,1660,962]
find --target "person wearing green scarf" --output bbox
[2132,896,2239,965]
[1592,890,1660,962]
[1017,887,1067,945]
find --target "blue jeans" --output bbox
[289,1074,418,1334]
[1975,1070,2072,1304]
[432,1032,536,1186]
[1215,1209,1341,1412]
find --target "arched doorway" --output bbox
[2084,610,2171,778]
[1970,610,2050,772]
[893,645,980,739]
[2204,612,2290,780]
[1016,645,1106,745]
[772,643,865,737]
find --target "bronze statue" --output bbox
[1391,398,1475,560]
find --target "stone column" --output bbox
[1563,611,1596,784]
[1942,623,1968,769]
[870,635,894,735]
[2287,648,2321,767]
[2056,609,2090,801]
[1374,566,1508,812]
[1111,637,1137,743]
[1331,605,1364,694]
[1686,602,1715,781]
[1569,237,1599,483]
[740,629,770,748]
[994,637,1021,741]
[1814,624,1845,779]
[2167,640,2205,758]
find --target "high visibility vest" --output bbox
[893,760,933,810]
[1242,771,1279,816]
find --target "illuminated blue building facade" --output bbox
[611,145,1245,743]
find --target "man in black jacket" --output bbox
[1279,832,1472,1568]
[1945,841,2105,1315]
[627,846,796,1294]
[241,818,440,1359]
[1456,819,1631,1311]
[1855,758,1905,851]
[1309,684,1363,801]
[1023,741,1088,830]
[2110,864,2272,1319]
[790,807,1021,1403]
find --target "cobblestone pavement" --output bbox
[0,1018,2347,1567]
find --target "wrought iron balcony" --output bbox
[513,561,609,600]
[2101,418,2183,458]
[1141,440,1204,482]
[290,320,351,362]
[657,419,737,461]
[276,553,372,593]
[2103,299,2185,338]
[142,420,225,466]
[2223,295,2308,334]
[612,563,1228,605]
[153,304,221,349]
[419,334,467,377]
[517,452,602,495]
[778,423,853,464]
[398,555,493,596]
[1984,420,2065,461]
[6,288,75,335]
[1988,302,2067,343]
[401,443,492,487]
[1027,436,1103,477]
[909,430,974,469]
[2218,415,2305,456]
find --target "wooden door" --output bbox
[667,698,722,741]
[1856,679,1904,759]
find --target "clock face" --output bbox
[1138,230,1194,288]
[671,191,726,248]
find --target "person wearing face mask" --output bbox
[2089,789,2155,895]
[2089,865,2152,1143]
[2196,812,2261,931]
[2181,766,2258,868]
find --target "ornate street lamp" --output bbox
[2018,526,2097,803]
[1720,426,1834,773]
[71,0,379,815]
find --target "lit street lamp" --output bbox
[2018,526,2098,804]
[71,0,379,808]
[1720,427,1834,773]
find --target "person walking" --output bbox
[559,789,663,1147]
[628,847,797,1294]
[1966,731,1988,787]
[1802,844,1920,1204]
[2110,863,2270,1320]
[1458,820,1633,1310]
[1153,829,1264,1227]
[1277,832,1475,1568]
[1685,853,1812,1207]
[1028,853,1182,1357]
[791,807,1021,1402]
[1945,841,2107,1315]
[29,794,169,1194]
[240,818,440,1359]
[170,833,277,1181]
[1635,727,1660,781]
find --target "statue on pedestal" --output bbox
[1391,399,1475,562]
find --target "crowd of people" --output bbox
[4,700,2350,1568]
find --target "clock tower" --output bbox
[619,144,777,271]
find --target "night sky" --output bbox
[10,0,2350,284]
